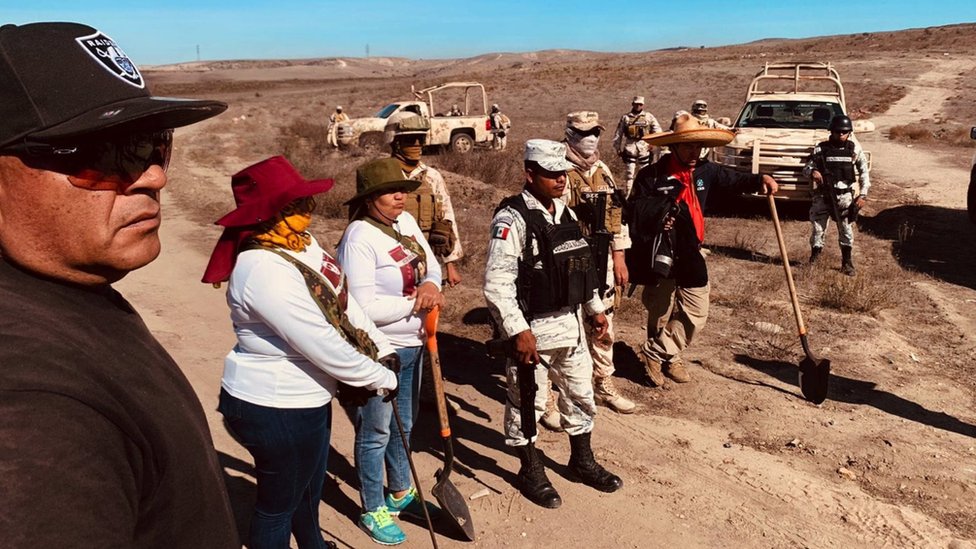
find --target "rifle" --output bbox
[583,191,612,294]
[485,337,548,440]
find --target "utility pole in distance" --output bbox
[196,44,200,62]
[366,44,369,58]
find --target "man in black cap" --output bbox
[0,22,237,548]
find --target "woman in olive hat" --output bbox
[337,157,444,546]
[202,156,400,549]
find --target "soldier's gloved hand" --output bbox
[428,219,455,257]
[379,353,401,374]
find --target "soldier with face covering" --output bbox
[560,111,635,415]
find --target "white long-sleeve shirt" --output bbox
[484,189,604,351]
[338,212,442,348]
[221,236,397,408]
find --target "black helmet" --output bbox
[829,115,853,133]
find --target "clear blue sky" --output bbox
[5,1,975,65]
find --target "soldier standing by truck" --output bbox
[803,114,870,276]
[613,96,662,196]
[490,103,511,151]
[383,112,463,286]
[560,111,635,414]
[484,139,622,509]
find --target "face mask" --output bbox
[574,135,600,156]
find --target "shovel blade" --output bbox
[798,356,830,404]
[432,468,475,541]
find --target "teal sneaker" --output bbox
[359,506,405,546]
[385,486,440,520]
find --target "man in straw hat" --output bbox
[485,139,622,510]
[628,113,778,387]
[613,95,662,197]
[0,22,236,547]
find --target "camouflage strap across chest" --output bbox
[403,172,442,232]
[364,216,428,278]
[244,242,379,360]
[566,169,623,235]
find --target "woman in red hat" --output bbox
[202,156,400,549]
[337,158,445,546]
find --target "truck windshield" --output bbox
[375,104,400,118]
[735,101,844,129]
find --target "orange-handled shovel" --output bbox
[424,306,476,540]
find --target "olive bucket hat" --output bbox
[343,158,420,205]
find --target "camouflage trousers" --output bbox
[622,157,650,198]
[809,192,854,249]
[504,343,596,446]
[640,277,710,365]
[492,133,507,151]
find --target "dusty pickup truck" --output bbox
[337,81,494,153]
[716,62,872,202]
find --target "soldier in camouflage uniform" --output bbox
[560,111,635,414]
[327,105,349,148]
[612,95,662,197]
[690,99,728,129]
[484,139,622,509]
[803,114,870,276]
[384,112,463,287]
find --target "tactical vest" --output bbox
[403,169,442,232]
[817,140,856,188]
[625,114,652,140]
[496,194,598,319]
[565,167,624,236]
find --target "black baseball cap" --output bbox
[0,22,227,148]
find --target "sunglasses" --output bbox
[2,130,173,192]
[570,127,602,138]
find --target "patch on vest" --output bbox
[492,225,511,240]
[75,31,144,89]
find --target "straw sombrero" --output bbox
[643,112,734,147]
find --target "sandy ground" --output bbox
[115,53,976,549]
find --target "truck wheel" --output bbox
[359,132,385,152]
[968,166,976,224]
[450,133,474,154]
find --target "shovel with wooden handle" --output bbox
[767,193,831,404]
[423,306,476,540]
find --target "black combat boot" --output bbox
[810,247,823,264]
[516,443,562,508]
[840,246,855,276]
[567,433,623,493]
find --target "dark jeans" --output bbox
[218,389,332,549]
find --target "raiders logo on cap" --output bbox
[75,31,144,89]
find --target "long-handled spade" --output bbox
[423,306,476,540]
[767,193,831,404]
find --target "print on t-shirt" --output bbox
[388,242,425,296]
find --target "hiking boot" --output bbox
[642,354,666,387]
[515,443,562,508]
[567,433,623,493]
[810,247,823,264]
[359,506,406,546]
[840,246,855,276]
[663,361,691,383]
[539,390,563,432]
[593,377,636,414]
[385,486,439,520]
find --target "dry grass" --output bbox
[888,121,975,147]
[806,266,902,314]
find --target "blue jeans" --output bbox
[218,389,333,549]
[354,346,423,511]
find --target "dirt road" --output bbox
[116,55,976,548]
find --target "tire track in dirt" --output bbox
[600,413,970,548]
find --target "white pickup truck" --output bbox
[337,81,494,153]
[716,62,872,202]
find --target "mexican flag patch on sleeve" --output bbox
[492,225,510,240]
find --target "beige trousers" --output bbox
[640,277,710,364]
